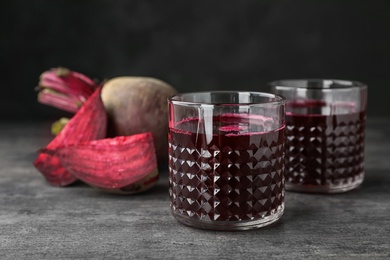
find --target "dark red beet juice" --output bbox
[285,101,366,192]
[168,114,285,224]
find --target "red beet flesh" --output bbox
[42,133,158,189]
[34,86,107,186]
[37,67,99,113]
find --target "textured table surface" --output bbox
[1,119,389,259]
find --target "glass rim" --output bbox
[269,79,367,90]
[168,91,286,106]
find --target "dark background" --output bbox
[1,0,389,121]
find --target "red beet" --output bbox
[42,133,158,192]
[34,86,107,186]
[34,69,168,193]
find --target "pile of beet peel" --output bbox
[33,67,171,194]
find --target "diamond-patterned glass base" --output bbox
[171,204,284,231]
[285,111,365,193]
[168,128,285,230]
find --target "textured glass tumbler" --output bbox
[270,80,367,193]
[168,91,286,230]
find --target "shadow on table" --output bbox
[60,173,169,200]
[359,169,390,194]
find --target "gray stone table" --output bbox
[1,119,389,259]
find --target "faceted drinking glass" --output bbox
[168,91,286,230]
[270,79,367,193]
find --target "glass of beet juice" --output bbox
[270,80,367,193]
[168,91,286,230]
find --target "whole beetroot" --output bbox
[101,77,177,167]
